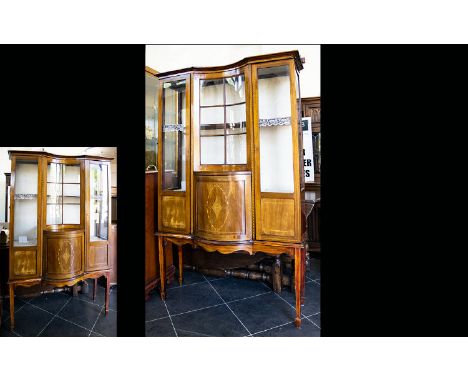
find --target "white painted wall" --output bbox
[146,45,320,98]
[0,147,117,223]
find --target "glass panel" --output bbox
[200,136,225,164]
[14,160,38,247]
[63,204,80,224]
[200,106,224,128]
[47,163,63,225]
[46,163,80,225]
[200,106,225,165]
[47,204,62,225]
[47,162,62,183]
[200,78,224,106]
[145,72,159,170]
[226,104,246,133]
[90,163,109,241]
[63,164,80,183]
[225,75,245,104]
[63,183,80,197]
[226,134,246,164]
[258,65,294,193]
[162,79,186,191]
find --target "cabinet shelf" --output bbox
[259,117,291,127]
[14,194,37,200]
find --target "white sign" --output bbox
[302,117,314,182]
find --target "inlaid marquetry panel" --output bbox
[260,198,295,238]
[161,195,186,230]
[13,250,37,277]
[195,173,251,241]
[44,230,84,280]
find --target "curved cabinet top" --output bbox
[9,150,113,162]
[156,50,303,79]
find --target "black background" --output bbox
[1,45,465,336]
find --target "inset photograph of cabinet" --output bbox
[0,147,117,337]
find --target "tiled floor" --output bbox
[0,280,117,337]
[146,257,321,337]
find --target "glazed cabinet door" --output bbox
[252,60,302,243]
[85,160,111,271]
[9,156,42,280]
[158,74,191,233]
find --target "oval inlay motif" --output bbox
[57,240,74,273]
[206,185,228,231]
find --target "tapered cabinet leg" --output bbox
[178,245,183,286]
[105,273,110,315]
[9,284,15,330]
[294,248,303,327]
[158,236,166,300]
[93,278,98,301]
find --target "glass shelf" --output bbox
[14,194,37,200]
[13,239,37,247]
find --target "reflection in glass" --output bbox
[162,79,186,190]
[226,103,246,132]
[90,163,108,241]
[225,75,245,104]
[14,160,38,246]
[258,65,294,193]
[145,72,159,170]
[226,134,246,164]
[200,78,224,106]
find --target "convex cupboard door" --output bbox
[85,161,111,271]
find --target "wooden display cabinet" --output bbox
[7,150,112,329]
[155,51,307,327]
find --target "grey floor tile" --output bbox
[164,282,223,316]
[279,281,320,316]
[58,298,102,330]
[146,293,168,321]
[210,277,271,302]
[40,316,90,337]
[92,309,117,337]
[254,319,320,337]
[9,304,53,337]
[228,293,295,334]
[172,304,249,337]
[169,269,206,289]
[29,292,71,315]
[146,317,176,337]
[307,313,321,328]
